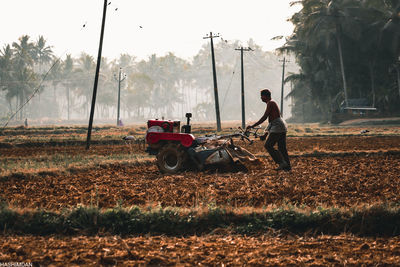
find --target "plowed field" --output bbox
[2,235,400,266]
[1,154,399,210]
[1,135,399,157]
[1,130,400,265]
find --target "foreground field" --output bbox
[1,135,399,177]
[1,124,400,265]
[1,154,399,210]
[2,234,400,266]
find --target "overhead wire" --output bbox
[0,1,120,131]
[1,24,87,131]
[0,57,63,131]
[220,54,239,113]
[246,52,273,70]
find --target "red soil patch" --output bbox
[1,234,399,266]
[2,154,399,210]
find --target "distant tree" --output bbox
[47,58,63,117]
[12,35,38,119]
[282,0,400,121]
[126,72,153,119]
[136,53,183,118]
[97,57,116,119]
[117,53,137,75]
[75,52,95,118]
[34,35,54,73]
[0,45,15,114]
[62,54,74,120]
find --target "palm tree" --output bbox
[382,0,400,56]
[281,1,344,118]
[34,35,54,73]
[382,0,400,97]
[136,54,181,117]
[117,53,137,75]
[12,35,37,119]
[0,45,16,114]
[126,72,153,119]
[96,57,116,119]
[75,53,95,118]
[281,0,400,120]
[12,35,35,68]
[157,53,186,117]
[301,0,353,107]
[62,54,74,120]
[48,59,63,117]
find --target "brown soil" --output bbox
[2,153,399,210]
[1,135,399,158]
[1,234,400,266]
[2,133,400,266]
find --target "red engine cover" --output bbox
[146,132,195,147]
[147,120,179,132]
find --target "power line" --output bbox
[220,55,239,113]
[0,7,102,130]
[246,52,272,70]
[0,57,62,131]
[0,1,122,130]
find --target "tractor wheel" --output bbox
[156,143,187,174]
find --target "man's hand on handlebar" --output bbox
[259,132,268,141]
[245,125,267,141]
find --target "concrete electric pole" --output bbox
[235,47,253,129]
[279,57,289,117]
[86,0,108,150]
[114,68,126,126]
[203,32,222,132]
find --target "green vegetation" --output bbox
[0,35,297,125]
[1,204,400,237]
[282,0,400,121]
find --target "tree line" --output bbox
[282,0,400,121]
[1,1,399,125]
[0,36,297,125]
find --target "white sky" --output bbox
[1,0,301,61]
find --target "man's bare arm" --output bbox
[248,109,269,129]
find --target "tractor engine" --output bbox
[145,113,257,174]
[145,113,195,153]
[147,119,181,133]
[145,113,195,173]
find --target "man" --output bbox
[246,89,291,171]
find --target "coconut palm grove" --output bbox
[0,0,399,125]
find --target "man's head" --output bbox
[260,89,271,103]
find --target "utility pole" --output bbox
[203,32,221,132]
[67,87,70,120]
[114,68,126,126]
[395,58,400,98]
[336,26,349,108]
[279,57,289,117]
[86,0,108,150]
[235,46,252,129]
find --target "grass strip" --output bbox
[1,204,400,237]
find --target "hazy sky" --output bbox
[1,0,301,61]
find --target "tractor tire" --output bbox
[156,143,187,174]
